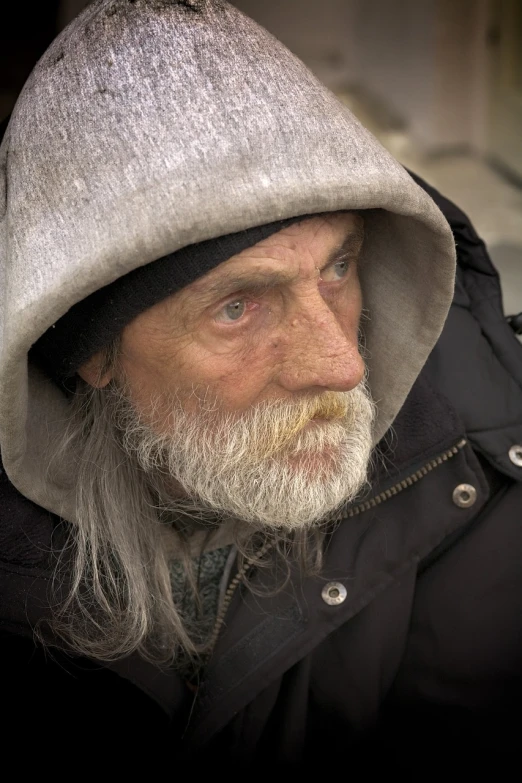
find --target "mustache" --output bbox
[117,381,369,463]
[220,389,360,460]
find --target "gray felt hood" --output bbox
[0,0,456,522]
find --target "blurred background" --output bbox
[1,0,521,318]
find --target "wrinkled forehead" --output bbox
[180,211,364,299]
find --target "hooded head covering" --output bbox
[0,0,456,522]
[30,214,307,386]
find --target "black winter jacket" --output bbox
[1,176,521,774]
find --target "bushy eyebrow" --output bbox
[333,224,365,258]
[186,223,365,308]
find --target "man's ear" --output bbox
[77,351,113,389]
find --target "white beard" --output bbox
[117,382,376,531]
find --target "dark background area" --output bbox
[0,2,61,124]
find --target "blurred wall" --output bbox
[350,0,490,153]
[350,0,436,136]
[232,0,356,87]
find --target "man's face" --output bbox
[81,213,374,528]
[112,213,364,411]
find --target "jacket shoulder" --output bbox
[410,171,522,480]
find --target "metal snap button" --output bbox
[321,582,347,606]
[508,445,522,467]
[452,483,477,508]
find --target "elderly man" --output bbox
[0,0,521,773]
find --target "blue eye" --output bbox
[320,257,352,283]
[219,300,246,322]
[333,259,349,278]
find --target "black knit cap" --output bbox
[31,215,308,386]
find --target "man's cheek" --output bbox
[212,355,282,411]
[170,327,283,411]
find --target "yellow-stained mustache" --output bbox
[243,392,354,459]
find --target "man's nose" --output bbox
[277,295,365,394]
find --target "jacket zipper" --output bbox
[206,437,468,656]
[339,437,468,519]
[205,539,272,656]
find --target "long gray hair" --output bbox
[47,362,327,667]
